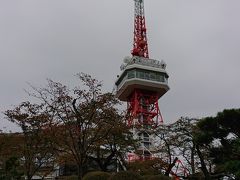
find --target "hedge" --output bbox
[83,171,111,180]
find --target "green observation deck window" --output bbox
[128,70,135,79]
[126,69,167,83]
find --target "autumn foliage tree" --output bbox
[90,117,135,172]
[0,132,24,179]
[4,102,55,180]
[19,73,134,179]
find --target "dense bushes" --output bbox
[108,171,143,180]
[82,171,173,180]
[142,175,154,180]
[83,171,111,180]
[56,176,78,180]
[145,174,172,180]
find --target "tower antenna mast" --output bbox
[132,0,149,58]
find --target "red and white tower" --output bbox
[115,0,169,160]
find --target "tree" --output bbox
[128,158,168,176]
[4,102,56,180]
[167,117,202,175]
[24,73,134,179]
[154,118,214,178]
[0,156,23,180]
[195,109,240,179]
[0,132,22,166]
[90,115,136,172]
[154,123,189,177]
[0,132,24,179]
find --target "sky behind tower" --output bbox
[1,0,240,131]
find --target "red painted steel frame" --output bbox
[173,160,189,178]
[127,89,163,127]
[132,0,149,58]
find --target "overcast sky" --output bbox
[1,0,240,131]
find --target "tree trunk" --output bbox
[77,163,83,180]
[165,157,178,176]
[27,175,32,180]
[191,144,196,174]
[196,145,211,180]
[102,150,117,172]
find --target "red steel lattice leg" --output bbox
[127,89,163,127]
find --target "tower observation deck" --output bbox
[115,0,169,160]
[116,56,169,102]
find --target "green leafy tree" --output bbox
[195,109,240,179]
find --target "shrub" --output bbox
[128,159,163,176]
[108,171,143,180]
[83,171,111,180]
[142,175,155,180]
[146,174,172,180]
[56,176,78,180]
[188,172,204,180]
[67,176,78,180]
